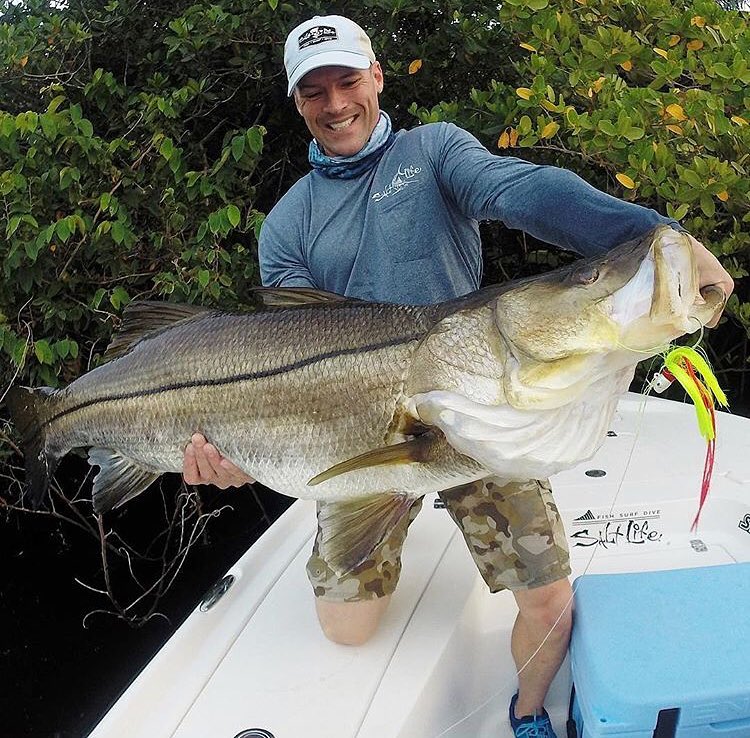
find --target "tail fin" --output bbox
[5,385,61,508]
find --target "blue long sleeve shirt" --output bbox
[259,121,678,304]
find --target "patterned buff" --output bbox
[308,111,393,179]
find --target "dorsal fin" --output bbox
[103,289,353,362]
[247,286,354,308]
[103,301,215,361]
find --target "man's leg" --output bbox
[307,497,423,645]
[439,477,571,733]
[315,596,392,646]
[511,578,573,718]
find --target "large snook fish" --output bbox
[7,225,724,574]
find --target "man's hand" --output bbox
[688,234,734,328]
[183,433,255,488]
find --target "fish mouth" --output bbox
[614,227,725,350]
[697,284,726,316]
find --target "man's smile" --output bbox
[327,115,357,131]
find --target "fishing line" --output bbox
[432,393,651,738]
[615,318,705,357]
[432,332,723,736]
[434,326,723,735]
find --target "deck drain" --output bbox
[584,469,606,478]
[233,730,275,738]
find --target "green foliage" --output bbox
[406,0,749,333]
[0,0,297,389]
[0,0,748,398]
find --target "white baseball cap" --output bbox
[284,15,376,96]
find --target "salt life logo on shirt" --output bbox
[372,163,422,202]
[298,26,337,49]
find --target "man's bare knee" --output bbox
[315,595,392,646]
[514,578,574,633]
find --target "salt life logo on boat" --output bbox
[570,508,663,548]
[740,513,750,534]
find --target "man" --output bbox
[184,14,734,737]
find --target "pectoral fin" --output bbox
[89,448,161,514]
[307,432,439,487]
[318,494,416,577]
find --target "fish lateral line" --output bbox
[39,331,428,430]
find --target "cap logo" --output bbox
[298,25,338,50]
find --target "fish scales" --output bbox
[6,227,726,525]
[32,299,483,502]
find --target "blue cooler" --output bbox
[568,563,750,738]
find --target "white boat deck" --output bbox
[89,394,750,738]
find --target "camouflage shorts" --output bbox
[306,477,571,602]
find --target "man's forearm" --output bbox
[493,164,679,257]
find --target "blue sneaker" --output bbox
[509,692,558,738]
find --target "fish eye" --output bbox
[575,267,600,285]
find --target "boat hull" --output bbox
[88,394,750,738]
